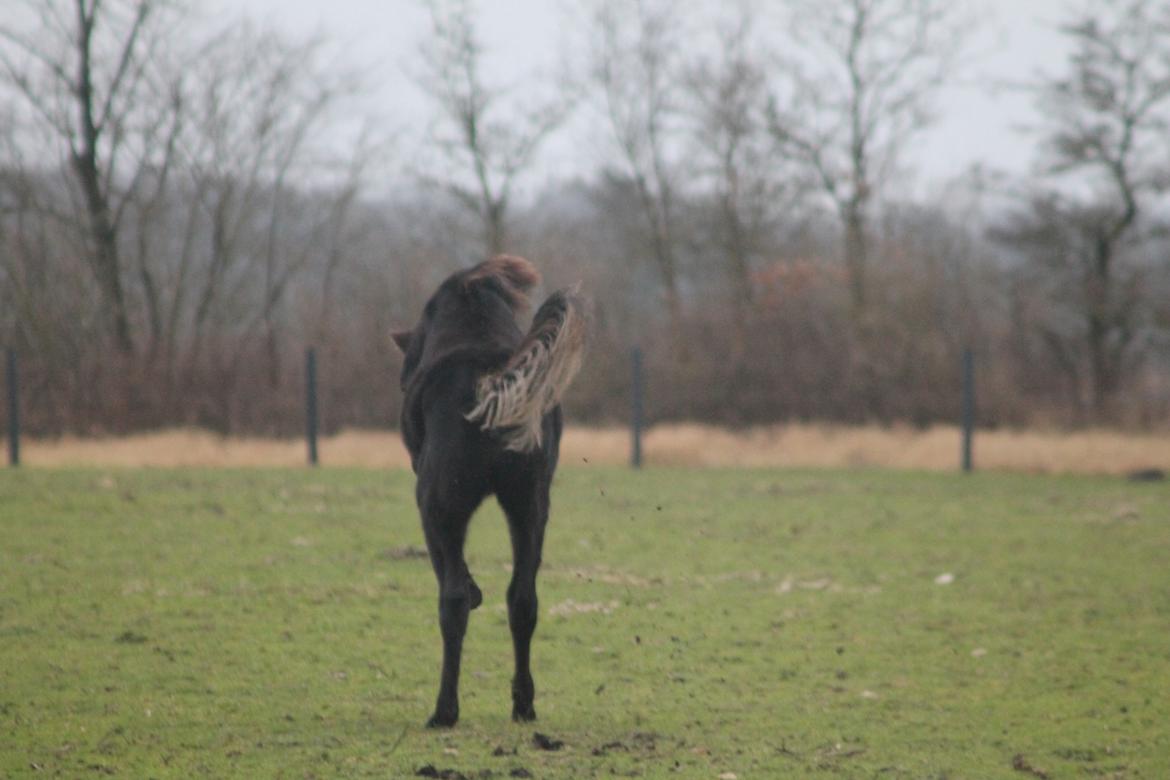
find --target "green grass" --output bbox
[1,466,1168,779]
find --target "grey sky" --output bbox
[212,0,1081,194]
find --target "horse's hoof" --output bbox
[426,711,458,729]
[511,705,536,722]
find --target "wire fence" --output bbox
[3,345,979,471]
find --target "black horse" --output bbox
[392,255,586,728]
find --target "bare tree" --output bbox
[0,0,187,354]
[767,0,972,317]
[587,0,690,338]
[174,26,367,396]
[999,0,1170,420]
[685,5,801,356]
[414,0,571,257]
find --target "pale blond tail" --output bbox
[465,287,587,452]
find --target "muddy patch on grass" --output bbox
[547,599,619,617]
[1011,753,1050,778]
[415,766,497,779]
[591,732,662,757]
[538,565,658,588]
[416,766,512,779]
[114,630,148,644]
[774,575,882,596]
[381,545,429,561]
[543,563,885,599]
[697,570,767,585]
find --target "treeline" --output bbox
[2,0,1169,437]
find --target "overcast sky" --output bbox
[208,0,1081,197]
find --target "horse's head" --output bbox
[392,255,541,387]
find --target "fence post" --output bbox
[6,349,18,468]
[961,346,974,473]
[631,346,643,469]
[306,347,319,467]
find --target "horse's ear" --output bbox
[391,329,412,353]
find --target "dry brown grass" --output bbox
[16,423,1169,474]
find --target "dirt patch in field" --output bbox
[1011,753,1050,778]
[381,545,429,561]
[547,599,619,617]
[531,732,564,751]
[17,423,1170,474]
[543,565,657,588]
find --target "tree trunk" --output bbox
[722,200,753,365]
[648,211,685,356]
[486,200,506,256]
[72,4,134,354]
[73,152,134,354]
[843,198,868,317]
[1085,238,1117,421]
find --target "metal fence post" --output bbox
[961,347,974,473]
[631,346,643,469]
[306,348,319,467]
[6,349,18,468]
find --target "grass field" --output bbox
[2,466,1169,778]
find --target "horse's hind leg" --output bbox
[498,480,549,722]
[419,488,480,729]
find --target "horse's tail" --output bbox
[465,286,587,452]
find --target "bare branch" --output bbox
[414,0,573,255]
[766,0,976,314]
